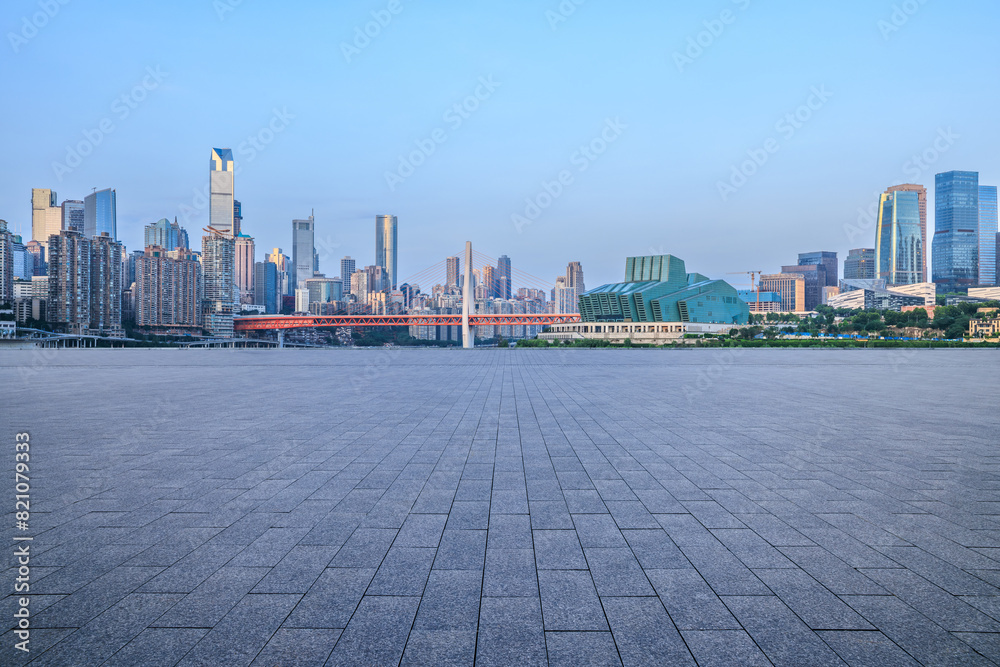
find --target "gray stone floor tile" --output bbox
[534,529,588,570]
[601,596,694,666]
[723,595,848,666]
[476,597,547,667]
[538,570,609,631]
[817,630,921,667]
[545,631,622,666]
[248,628,341,666]
[433,529,487,570]
[177,594,300,667]
[283,568,376,629]
[646,569,740,630]
[681,629,771,666]
[325,595,420,667]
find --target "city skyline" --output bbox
[4,1,999,288]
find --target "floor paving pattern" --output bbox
[3,348,1000,665]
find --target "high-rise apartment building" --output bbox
[497,255,512,299]
[61,200,85,235]
[365,265,387,293]
[135,245,202,333]
[375,214,398,290]
[47,231,91,333]
[88,233,123,335]
[210,148,235,234]
[235,233,255,304]
[340,256,356,296]
[482,264,496,298]
[760,273,805,312]
[844,248,875,280]
[886,184,927,282]
[0,221,12,304]
[446,256,460,290]
[254,261,279,314]
[933,171,980,292]
[292,214,315,291]
[979,185,998,286]
[31,189,61,249]
[201,232,235,337]
[84,188,117,239]
[876,190,923,286]
[351,269,369,302]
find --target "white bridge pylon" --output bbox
[462,241,473,349]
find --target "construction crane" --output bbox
[727,271,764,315]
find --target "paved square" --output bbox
[3,348,1000,665]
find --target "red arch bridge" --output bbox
[233,313,582,333]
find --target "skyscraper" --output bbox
[268,248,291,296]
[876,190,923,285]
[797,252,838,287]
[780,263,825,311]
[254,261,279,314]
[61,200,85,235]
[497,255,512,299]
[291,213,315,291]
[340,256,356,296]
[979,185,998,286]
[0,220,12,304]
[233,199,243,237]
[375,214,398,290]
[844,248,875,280]
[210,148,235,234]
[933,171,979,292]
[482,264,496,298]
[235,233,255,304]
[446,256,461,290]
[566,261,586,298]
[144,218,185,250]
[886,184,927,282]
[31,189,61,249]
[202,232,235,337]
[84,188,117,239]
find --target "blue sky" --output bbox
[3,0,998,289]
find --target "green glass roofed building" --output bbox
[578,255,749,325]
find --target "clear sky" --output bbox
[3,0,998,290]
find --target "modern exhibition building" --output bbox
[540,254,749,344]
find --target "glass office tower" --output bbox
[84,188,117,239]
[876,190,923,285]
[375,215,398,290]
[979,185,998,286]
[932,171,979,292]
[497,255,512,299]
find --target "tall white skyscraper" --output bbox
[209,148,235,234]
[291,213,315,291]
[375,214,398,290]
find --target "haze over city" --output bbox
[4,0,1000,286]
